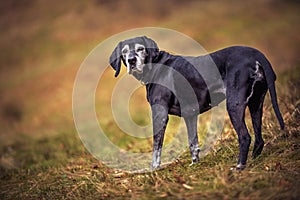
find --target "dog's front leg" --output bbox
[184,115,200,165]
[151,104,169,170]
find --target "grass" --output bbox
[0,0,300,199]
[1,81,299,199]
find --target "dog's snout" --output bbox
[128,56,137,65]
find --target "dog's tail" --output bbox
[258,55,285,130]
[268,81,285,130]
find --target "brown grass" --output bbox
[0,0,299,199]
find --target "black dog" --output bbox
[109,36,284,170]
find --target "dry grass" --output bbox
[0,0,299,199]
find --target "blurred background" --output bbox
[0,0,299,168]
[0,0,299,198]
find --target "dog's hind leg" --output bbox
[227,102,250,170]
[184,115,200,165]
[226,78,251,170]
[151,104,169,170]
[248,82,268,159]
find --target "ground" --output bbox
[0,0,299,199]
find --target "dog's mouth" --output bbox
[128,65,143,75]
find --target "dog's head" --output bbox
[109,36,159,77]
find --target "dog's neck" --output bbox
[134,63,157,85]
[134,51,172,85]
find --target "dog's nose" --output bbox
[128,57,137,65]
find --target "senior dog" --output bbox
[109,36,284,170]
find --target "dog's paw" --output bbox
[190,148,200,164]
[230,163,246,171]
[150,163,161,171]
[189,159,200,167]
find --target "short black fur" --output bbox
[109,36,284,170]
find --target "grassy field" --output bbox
[0,0,300,199]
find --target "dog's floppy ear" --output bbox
[109,41,123,77]
[142,36,159,63]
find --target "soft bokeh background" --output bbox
[0,0,299,199]
[0,0,298,144]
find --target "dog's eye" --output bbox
[136,47,145,52]
[122,49,128,54]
